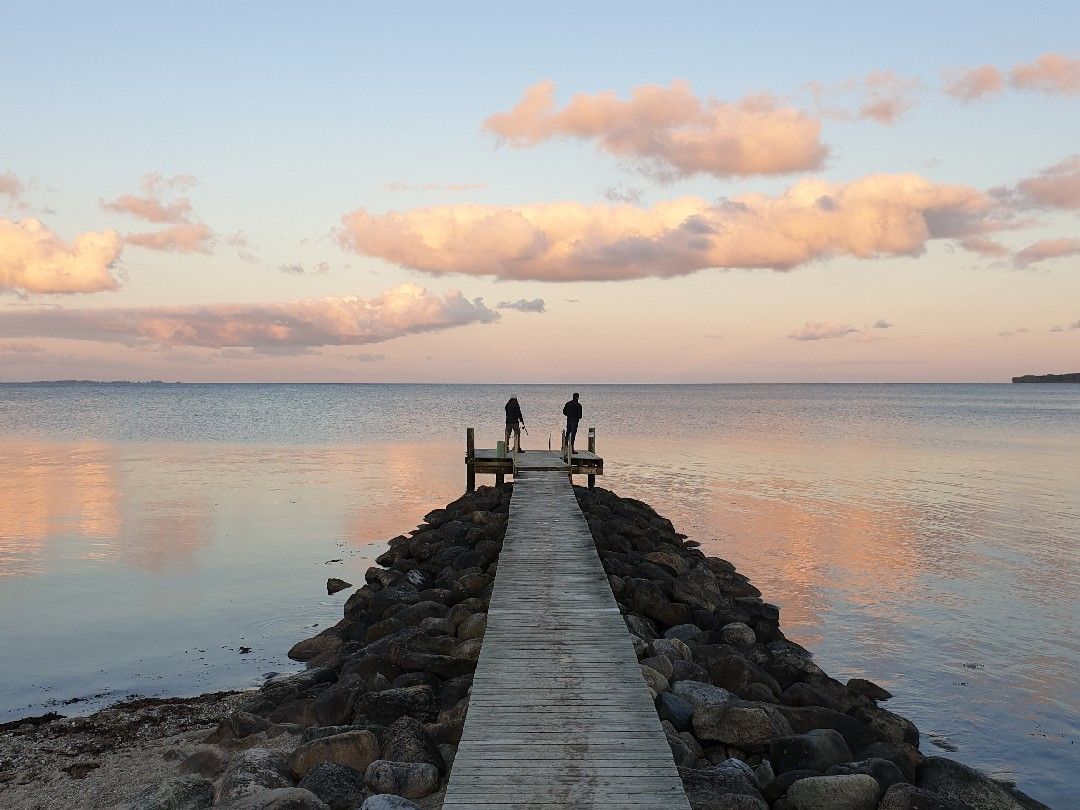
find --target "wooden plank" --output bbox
[442,470,690,810]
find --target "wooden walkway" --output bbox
[443,470,691,809]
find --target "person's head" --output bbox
[572,392,579,401]
[509,394,518,403]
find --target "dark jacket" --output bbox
[563,399,582,420]
[505,398,523,425]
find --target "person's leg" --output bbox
[513,424,521,451]
[567,419,578,451]
[504,423,511,453]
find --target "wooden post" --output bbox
[587,427,596,488]
[495,472,505,487]
[466,427,475,493]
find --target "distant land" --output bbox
[1012,373,1080,383]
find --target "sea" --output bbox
[0,383,1076,804]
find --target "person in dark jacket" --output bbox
[563,392,582,452]
[504,395,524,453]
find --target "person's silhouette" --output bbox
[505,395,524,453]
[563,392,582,453]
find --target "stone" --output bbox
[851,704,919,746]
[916,756,1028,810]
[217,748,292,803]
[762,771,824,802]
[780,682,838,709]
[693,704,792,750]
[287,730,381,779]
[847,677,893,701]
[419,616,456,635]
[670,658,711,684]
[769,729,853,774]
[640,654,674,680]
[640,663,670,695]
[671,680,738,712]
[651,637,693,661]
[827,757,905,795]
[228,788,331,809]
[856,741,923,782]
[625,613,659,640]
[665,623,704,642]
[289,629,343,662]
[785,774,880,810]
[179,744,230,778]
[754,759,774,787]
[360,797,422,810]
[364,759,440,799]
[438,743,457,770]
[327,578,352,596]
[297,762,367,810]
[656,691,694,732]
[721,622,757,647]
[352,685,437,725]
[128,775,213,809]
[678,762,767,808]
[456,613,487,640]
[877,783,976,810]
[205,711,272,744]
[381,715,444,772]
[312,684,361,727]
[775,705,884,753]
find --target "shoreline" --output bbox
[0,484,1051,809]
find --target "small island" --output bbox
[1011,372,1080,383]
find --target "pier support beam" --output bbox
[466,427,475,493]
[588,427,596,488]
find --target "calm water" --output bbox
[0,383,1076,804]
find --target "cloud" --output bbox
[483,80,828,179]
[1,218,123,294]
[787,321,860,341]
[601,184,644,205]
[226,231,258,263]
[1,171,28,210]
[1009,53,1080,95]
[942,65,1005,101]
[1050,324,1064,332]
[998,326,1030,337]
[102,173,214,253]
[0,340,46,355]
[280,261,330,276]
[497,297,545,313]
[1013,237,1080,268]
[339,174,1001,281]
[960,236,1010,258]
[0,283,498,352]
[805,71,922,125]
[872,319,893,329]
[1016,155,1080,209]
[384,181,488,192]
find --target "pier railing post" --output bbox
[466,427,475,493]
[588,428,596,488]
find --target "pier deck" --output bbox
[442,469,691,809]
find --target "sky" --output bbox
[1,2,1078,382]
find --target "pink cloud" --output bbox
[806,71,922,125]
[384,181,488,192]
[787,321,860,341]
[1013,237,1080,268]
[960,236,1010,258]
[339,174,1000,281]
[941,65,1005,102]
[1017,155,1080,209]
[0,283,498,351]
[483,80,828,179]
[103,173,215,253]
[1,218,123,294]
[0,171,26,204]
[1009,53,1080,95]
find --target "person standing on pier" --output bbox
[505,394,525,453]
[563,392,582,453]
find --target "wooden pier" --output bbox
[442,469,691,809]
[465,427,604,492]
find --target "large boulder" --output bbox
[671,680,738,712]
[127,775,213,810]
[774,705,884,753]
[916,757,1029,810]
[289,628,344,662]
[693,704,793,750]
[656,692,695,732]
[217,748,292,804]
[297,762,367,810]
[878,783,976,810]
[679,761,768,809]
[364,760,441,799]
[228,788,331,809]
[827,757,905,795]
[769,729,853,774]
[287,730,381,780]
[785,774,880,810]
[361,797,421,810]
[179,745,230,779]
[352,685,437,724]
[381,715,444,772]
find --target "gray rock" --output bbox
[352,685,437,725]
[381,715,444,772]
[754,759,774,787]
[288,629,344,662]
[775,705,884,753]
[217,748,292,803]
[178,744,230,778]
[878,783,975,810]
[205,710,272,744]
[228,788,331,809]
[456,613,486,640]
[651,637,693,661]
[693,704,793,750]
[656,691,694,732]
[769,729,853,774]
[762,770,824,802]
[847,677,892,701]
[419,616,456,635]
[780,682,838,710]
[287,730,381,779]
[438,743,457,771]
[721,623,757,647]
[665,623,704,642]
[785,774,880,810]
[127,775,213,809]
[297,762,367,810]
[671,680,738,712]
[827,757,905,795]
[640,663,670,695]
[640,654,675,680]
[851,704,919,746]
[916,756,1027,810]
[364,759,440,799]
[327,578,352,596]
[360,796,421,810]
[679,762,767,808]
